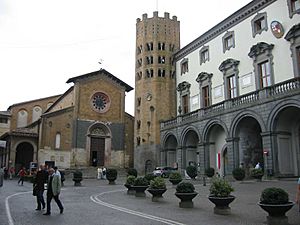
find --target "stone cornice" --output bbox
[174,0,276,61]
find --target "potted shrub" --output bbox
[147,177,167,202]
[205,167,215,178]
[186,165,197,179]
[258,187,294,225]
[169,172,182,185]
[250,168,264,181]
[132,176,149,197]
[124,175,136,195]
[232,168,245,181]
[127,168,138,177]
[144,173,156,182]
[106,168,118,184]
[175,182,198,208]
[208,178,235,215]
[73,170,83,186]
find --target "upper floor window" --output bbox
[158,69,165,77]
[180,58,189,75]
[248,42,274,90]
[287,0,300,18]
[0,117,8,124]
[55,132,61,149]
[146,56,153,64]
[32,106,42,123]
[219,58,240,99]
[146,69,154,78]
[169,44,175,52]
[199,46,209,65]
[196,72,213,108]
[137,58,142,67]
[182,95,189,114]
[146,42,153,51]
[158,56,165,64]
[285,23,300,77]
[137,45,143,54]
[158,42,165,50]
[136,72,142,81]
[137,97,141,107]
[258,61,272,88]
[17,109,28,128]
[227,75,237,98]
[202,86,210,107]
[251,12,268,37]
[222,31,235,53]
[177,81,191,115]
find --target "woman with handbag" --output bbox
[33,165,48,211]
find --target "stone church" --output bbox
[0,69,134,172]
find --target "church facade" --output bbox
[0,69,134,172]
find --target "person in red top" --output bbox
[17,167,26,185]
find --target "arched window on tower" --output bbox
[17,109,28,128]
[32,106,42,123]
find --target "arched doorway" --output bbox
[15,142,34,171]
[88,123,111,167]
[182,130,199,169]
[235,117,263,173]
[162,134,178,167]
[272,106,300,176]
[222,147,229,176]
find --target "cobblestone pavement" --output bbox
[0,176,299,225]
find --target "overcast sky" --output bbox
[0,0,251,115]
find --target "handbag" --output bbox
[33,185,38,196]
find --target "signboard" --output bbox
[0,141,6,148]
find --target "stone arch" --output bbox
[202,119,229,176]
[230,110,266,137]
[179,125,201,146]
[15,141,34,172]
[86,122,112,167]
[161,132,178,167]
[230,110,265,173]
[267,99,300,176]
[180,126,200,169]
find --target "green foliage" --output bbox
[126,175,136,185]
[106,168,118,181]
[176,182,195,193]
[232,168,245,181]
[260,187,289,204]
[150,177,166,189]
[205,167,215,177]
[127,168,138,177]
[250,168,264,178]
[186,165,197,179]
[209,178,234,197]
[133,176,149,186]
[144,173,156,182]
[169,172,182,180]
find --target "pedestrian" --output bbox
[255,162,261,169]
[43,168,64,215]
[4,166,8,180]
[296,177,300,212]
[33,164,48,210]
[102,167,106,179]
[9,166,15,180]
[97,167,102,180]
[17,167,26,185]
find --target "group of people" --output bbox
[97,167,106,179]
[33,165,64,215]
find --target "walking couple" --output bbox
[33,165,64,215]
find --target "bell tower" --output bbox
[134,12,180,174]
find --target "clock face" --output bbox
[91,92,110,113]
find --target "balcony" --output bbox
[161,77,300,129]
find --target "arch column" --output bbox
[176,146,183,171]
[261,131,274,176]
[197,142,205,175]
[225,137,239,173]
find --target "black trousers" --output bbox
[46,193,63,213]
[36,189,45,209]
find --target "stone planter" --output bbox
[258,202,294,225]
[132,185,149,197]
[208,195,235,215]
[124,184,135,195]
[169,179,182,185]
[175,192,198,208]
[147,188,167,202]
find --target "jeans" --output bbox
[36,190,45,209]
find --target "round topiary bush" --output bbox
[260,187,289,205]
[250,168,264,179]
[169,172,182,180]
[127,168,138,177]
[186,165,197,179]
[133,177,149,186]
[126,175,136,185]
[232,168,246,181]
[150,177,166,189]
[176,182,195,193]
[106,168,118,183]
[144,173,156,182]
[209,178,234,197]
[205,167,215,177]
[73,170,83,186]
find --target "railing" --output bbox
[161,77,300,129]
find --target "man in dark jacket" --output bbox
[34,164,48,210]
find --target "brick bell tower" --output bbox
[134,12,180,174]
